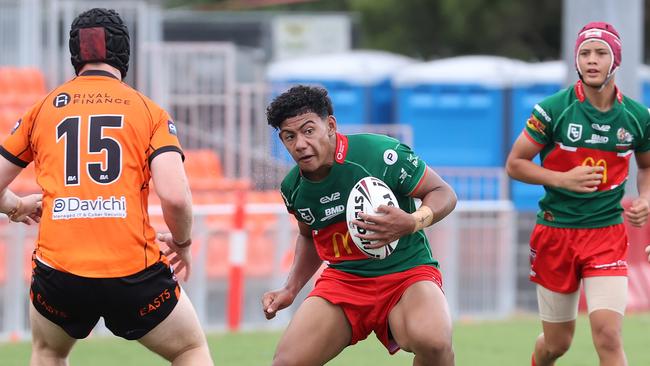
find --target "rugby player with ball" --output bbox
[262,85,457,366]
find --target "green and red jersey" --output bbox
[524,80,650,228]
[280,133,436,277]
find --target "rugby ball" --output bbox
[346,176,400,259]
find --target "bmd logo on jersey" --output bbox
[53,93,71,108]
[167,120,177,135]
[567,123,582,142]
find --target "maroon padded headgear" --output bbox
[574,22,621,79]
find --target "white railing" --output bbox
[0,200,515,340]
[434,167,509,201]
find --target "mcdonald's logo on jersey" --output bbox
[582,157,607,183]
[331,231,353,258]
[311,221,367,263]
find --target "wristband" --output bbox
[411,205,434,233]
[173,238,192,248]
[6,198,22,222]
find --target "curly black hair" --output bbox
[266,85,334,130]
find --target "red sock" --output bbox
[531,353,536,366]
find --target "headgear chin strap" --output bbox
[69,8,130,79]
[574,22,621,91]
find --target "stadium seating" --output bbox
[183,149,250,192]
[0,67,46,110]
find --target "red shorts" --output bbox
[308,265,443,354]
[529,223,628,293]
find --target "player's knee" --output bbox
[166,335,210,362]
[543,335,572,359]
[410,333,454,360]
[31,338,71,360]
[591,324,622,352]
[172,343,211,364]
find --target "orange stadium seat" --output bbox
[0,67,46,106]
[0,67,19,106]
[183,149,223,190]
[183,149,251,193]
[16,67,47,96]
[0,106,22,134]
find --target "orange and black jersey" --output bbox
[0,70,183,277]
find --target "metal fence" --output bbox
[0,200,516,340]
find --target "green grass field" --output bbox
[2,313,649,365]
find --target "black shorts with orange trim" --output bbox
[30,258,180,340]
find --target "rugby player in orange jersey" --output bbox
[0,8,213,365]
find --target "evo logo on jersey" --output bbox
[52,196,127,220]
[591,123,611,132]
[319,192,341,204]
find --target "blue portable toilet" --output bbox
[267,50,414,125]
[640,64,650,107]
[394,55,525,167]
[509,61,567,211]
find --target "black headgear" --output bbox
[69,8,130,78]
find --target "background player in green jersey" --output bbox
[262,85,457,365]
[507,22,650,366]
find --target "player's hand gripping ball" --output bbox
[346,176,400,259]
